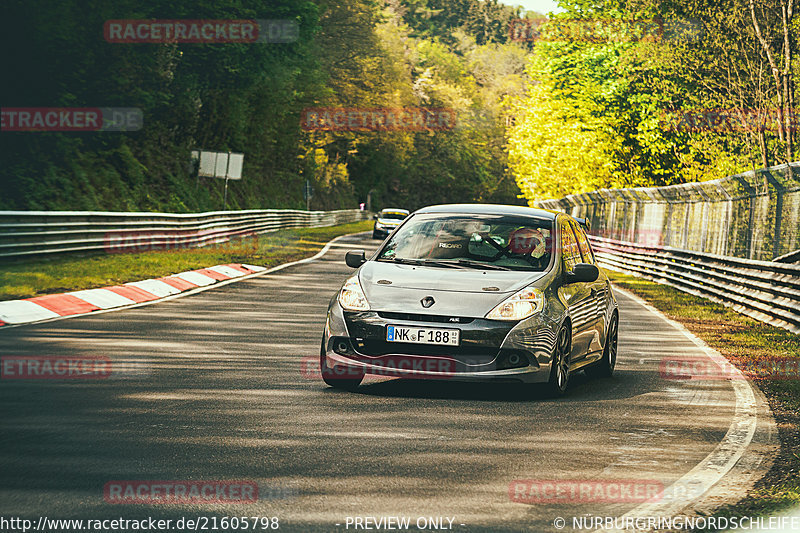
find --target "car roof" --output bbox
[414,203,560,220]
[380,208,409,214]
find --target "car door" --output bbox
[571,219,606,359]
[558,217,594,364]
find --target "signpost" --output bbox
[192,150,244,209]
[303,179,313,211]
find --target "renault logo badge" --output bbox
[421,296,435,308]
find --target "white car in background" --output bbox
[372,208,409,239]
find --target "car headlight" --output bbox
[485,287,544,321]
[338,275,370,311]
[374,222,385,229]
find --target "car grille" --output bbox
[357,339,496,361]
[377,312,475,324]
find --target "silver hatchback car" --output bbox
[321,204,619,396]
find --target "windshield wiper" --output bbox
[381,257,461,269]
[437,259,511,271]
[380,257,510,270]
[382,257,423,265]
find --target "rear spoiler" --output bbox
[575,217,590,232]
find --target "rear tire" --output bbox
[545,325,571,397]
[585,314,618,379]
[320,342,364,390]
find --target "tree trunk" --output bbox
[750,0,792,160]
[781,0,794,162]
[758,129,769,167]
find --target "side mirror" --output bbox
[373,214,378,220]
[345,250,367,268]
[565,263,599,284]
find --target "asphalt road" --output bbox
[0,233,772,532]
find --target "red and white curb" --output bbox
[0,263,266,327]
[0,231,364,329]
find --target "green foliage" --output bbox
[1,0,527,213]
[506,0,786,202]
[397,0,522,45]
[3,0,789,210]
[303,1,528,210]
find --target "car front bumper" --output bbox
[322,303,561,384]
[372,225,399,237]
[325,351,546,382]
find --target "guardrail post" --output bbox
[763,169,785,260]
[589,192,604,236]
[714,182,733,256]
[747,196,757,259]
[694,185,712,253]
[621,200,629,241]
[733,174,758,259]
[656,188,673,246]
[682,199,691,249]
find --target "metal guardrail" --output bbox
[589,235,800,334]
[0,208,370,259]
[774,249,800,264]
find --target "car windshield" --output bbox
[376,214,553,271]
[380,211,407,220]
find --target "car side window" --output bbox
[560,219,581,273]
[571,220,595,265]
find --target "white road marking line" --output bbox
[594,286,759,532]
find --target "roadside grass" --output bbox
[0,220,373,301]
[606,270,800,522]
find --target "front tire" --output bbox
[586,314,618,379]
[320,343,364,390]
[546,325,572,397]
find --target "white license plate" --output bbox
[386,325,460,346]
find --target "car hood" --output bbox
[358,261,545,317]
